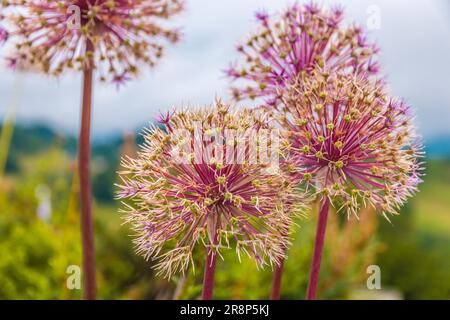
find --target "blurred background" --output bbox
[0,0,449,299]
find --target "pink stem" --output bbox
[270,257,285,300]
[202,248,217,300]
[79,40,96,300]
[306,197,330,300]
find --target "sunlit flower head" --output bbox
[116,101,304,278]
[227,2,380,106]
[280,68,423,219]
[2,0,184,82]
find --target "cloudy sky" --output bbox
[1,0,449,140]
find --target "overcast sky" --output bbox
[1,0,449,140]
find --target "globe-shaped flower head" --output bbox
[227,2,379,106]
[117,102,302,278]
[281,68,423,219]
[3,0,184,83]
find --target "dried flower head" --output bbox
[227,2,379,106]
[2,0,184,82]
[281,68,423,219]
[116,101,303,278]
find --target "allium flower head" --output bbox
[280,68,423,219]
[3,0,184,82]
[116,102,303,278]
[227,2,380,106]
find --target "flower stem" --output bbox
[306,197,330,300]
[202,248,217,300]
[270,257,285,300]
[79,41,96,300]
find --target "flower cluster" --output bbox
[280,68,423,219]
[116,102,303,278]
[2,0,184,83]
[227,3,379,106]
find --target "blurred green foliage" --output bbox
[0,134,174,299]
[0,144,81,299]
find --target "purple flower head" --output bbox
[255,10,269,26]
[116,101,304,278]
[0,26,8,45]
[6,57,17,70]
[331,4,344,18]
[2,0,184,82]
[281,69,423,219]
[157,109,174,125]
[112,72,131,90]
[226,2,380,106]
[304,2,320,15]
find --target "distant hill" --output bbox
[2,124,76,173]
[1,124,126,202]
[425,136,450,158]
